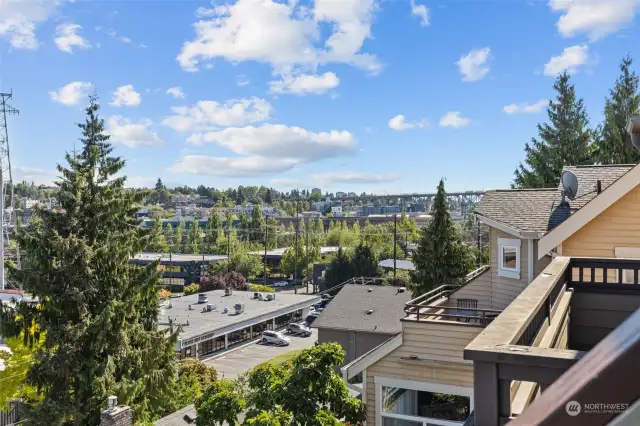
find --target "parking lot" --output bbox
[203,328,318,379]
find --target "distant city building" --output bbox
[362,205,382,216]
[230,204,277,218]
[347,192,357,197]
[381,205,402,214]
[335,191,347,198]
[311,188,322,194]
[171,194,197,204]
[311,201,328,212]
[331,206,343,216]
[21,197,39,209]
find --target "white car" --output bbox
[273,281,289,288]
[286,322,312,337]
[261,330,291,346]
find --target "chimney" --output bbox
[100,396,134,426]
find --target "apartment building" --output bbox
[341,163,640,426]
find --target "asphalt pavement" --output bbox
[202,328,318,379]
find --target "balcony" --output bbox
[464,256,640,425]
[404,266,503,327]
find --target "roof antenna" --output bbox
[561,170,578,206]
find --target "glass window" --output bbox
[382,419,422,426]
[502,247,517,270]
[382,386,470,422]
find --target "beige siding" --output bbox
[449,268,492,309]
[563,185,640,258]
[364,321,479,425]
[490,228,529,310]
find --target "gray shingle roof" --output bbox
[311,284,411,334]
[476,165,635,234]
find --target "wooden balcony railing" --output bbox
[404,266,501,325]
[463,256,640,426]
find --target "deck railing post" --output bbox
[473,362,502,426]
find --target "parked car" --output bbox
[286,322,312,337]
[261,330,291,346]
[321,294,333,301]
[272,281,289,288]
[305,313,319,326]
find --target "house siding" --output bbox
[562,185,640,258]
[490,229,529,310]
[364,321,479,425]
[448,268,492,310]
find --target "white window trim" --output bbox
[498,238,521,280]
[614,247,640,284]
[374,376,473,426]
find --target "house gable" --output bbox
[538,163,640,259]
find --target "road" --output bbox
[203,329,318,379]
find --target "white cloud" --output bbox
[177,0,380,74]
[312,171,401,184]
[388,114,426,131]
[106,116,164,148]
[15,166,57,185]
[269,72,340,95]
[456,47,491,82]
[544,45,589,76]
[439,111,470,128]
[110,85,142,107]
[186,124,357,163]
[503,100,548,114]
[162,97,273,132]
[410,0,430,26]
[49,81,93,106]
[166,87,185,99]
[54,23,91,53]
[106,29,146,48]
[549,0,639,41]
[170,155,299,177]
[236,75,250,87]
[0,0,66,49]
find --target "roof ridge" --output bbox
[567,164,635,169]
[490,188,559,192]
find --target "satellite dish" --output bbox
[561,170,579,201]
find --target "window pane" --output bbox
[382,417,422,426]
[382,386,470,422]
[503,247,517,269]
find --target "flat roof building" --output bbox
[130,252,228,287]
[160,289,320,358]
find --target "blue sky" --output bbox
[2,0,639,194]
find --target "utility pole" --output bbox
[263,223,268,282]
[393,214,397,284]
[476,217,481,267]
[227,221,231,274]
[294,197,300,294]
[0,91,18,290]
[305,220,310,294]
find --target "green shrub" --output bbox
[184,283,200,295]
[249,284,275,293]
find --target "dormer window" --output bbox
[498,238,521,279]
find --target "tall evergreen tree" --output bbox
[513,72,592,188]
[322,248,353,291]
[351,243,379,277]
[189,220,202,254]
[593,55,640,164]
[411,180,474,295]
[0,97,177,424]
[164,223,175,250]
[249,204,265,243]
[175,217,186,252]
[238,212,249,242]
[204,210,222,251]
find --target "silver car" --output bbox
[261,330,291,346]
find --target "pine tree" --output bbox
[149,215,168,252]
[593,55,640,164]
[351,243,379,277]
[322,247,353,290]
[411,180,474,295]
[513,72,592,188]
[189,220,202,254]
[249,204,265,243]
[175,217,186,252]
[0,96,178,424]
[164,223,175,250]
[205,209,222,251]
[238,212,249,242]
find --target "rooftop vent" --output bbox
[225,288,234,296]
[596,179,602,194]
[234,303,245,314]
[265,293,275,301]
[397,287,406,293]
[198,293,208,304]
[207,303,213,312]
[366,309,374,315]
[253,292,260,299]
[107,396,117,410]
[367,288,373,293]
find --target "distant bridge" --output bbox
[329,191,485,203]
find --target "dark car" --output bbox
[305,314,319,326]
[286,322,312,337]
